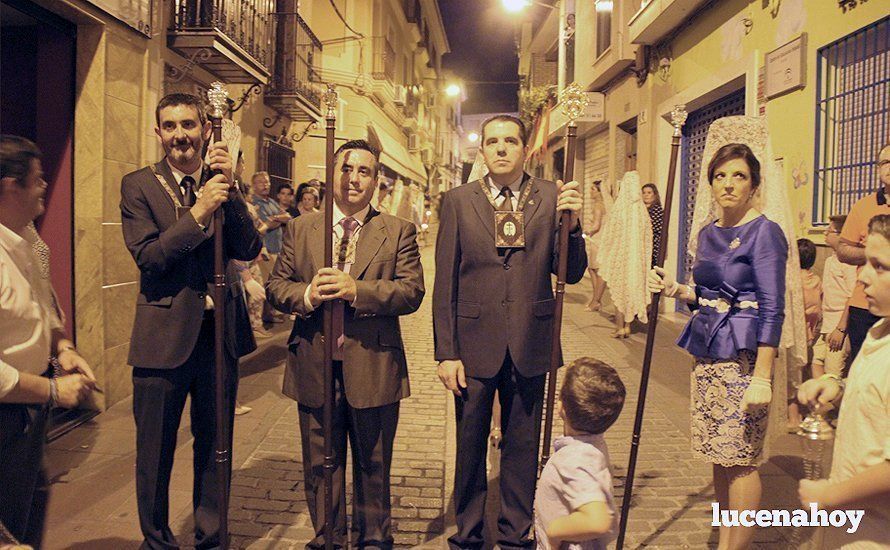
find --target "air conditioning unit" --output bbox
[408,133,419,151]
[393,85,408,106]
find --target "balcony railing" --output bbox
[372,36,396,82]
[169,0,273,83]
[265,6,323,121]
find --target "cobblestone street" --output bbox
[41,228,817,549]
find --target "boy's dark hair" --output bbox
[797,238,816,270]
[560,358,625,435]
[707,143,762,189]
[335,139,380,176]
[480,114,528,146]
[155,93,207,127]
[0,135,41,187]
[868,214,890,242]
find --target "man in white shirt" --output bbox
[1,135,95,545]
[798,213,890,549]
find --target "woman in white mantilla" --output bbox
[648,116,807,549]
[599,170,653,338]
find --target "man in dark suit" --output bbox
[266,140,424,549]
[433,115,586,549]
[120,93,262,549]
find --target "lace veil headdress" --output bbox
[599,170,653,323]
[686,116,808,448]
[467,148,489,183]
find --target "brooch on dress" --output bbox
[729,238,741,250]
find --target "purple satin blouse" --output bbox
[677,215,787,360]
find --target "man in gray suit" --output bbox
[433,115,586,549]
[266,140,424,549]
[120,93,261,549]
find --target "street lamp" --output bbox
[445,83,462,98]
[467,132,479,143]
[502,0,557,12]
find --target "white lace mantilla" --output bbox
[599,170,653,323]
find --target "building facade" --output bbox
[0,0,457,411]
[521,0,888,303]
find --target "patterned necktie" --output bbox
[181,176,197,207]
[333,216,360,359]
[499,186,514,211]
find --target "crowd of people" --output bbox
[1,93,888,550]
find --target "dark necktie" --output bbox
[499,186,515,211]
[181,175,197,207]
[333,216,360,360]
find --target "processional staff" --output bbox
[541,83,590,469]
[615,105,687,550]
[206,81,231,550]
[321,83,338,550]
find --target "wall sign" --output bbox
[765,33,807,99]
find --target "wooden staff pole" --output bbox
[541,84,588,469]
[322,84,338,550]
[206,82,230,549]
[616,105,687,549]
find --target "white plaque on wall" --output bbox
[765,33,807,99]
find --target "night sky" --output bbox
[438,0,529,115]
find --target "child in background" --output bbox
[792,238,822,428]
[534,359,625,550]
[797,214,890,549]
[811,215,857,379]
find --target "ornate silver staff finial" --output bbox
[324,84,338,120]
[560,82,589,128]
[207,81,229,118]
[670,104,688,137]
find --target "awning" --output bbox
[367,125,427,184]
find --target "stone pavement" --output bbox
[40,227,821,549]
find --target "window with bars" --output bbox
[262,138,295,193]
[813,17,889,224]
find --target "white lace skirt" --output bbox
[690,351,769,467]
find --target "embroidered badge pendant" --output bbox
[495,211,526,248]
[481,179,534,250]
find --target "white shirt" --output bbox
[821,253,858,333]
[825,318,890,549]
[302,202,372,311]
[0,222,61,399]
[487,174,524,210]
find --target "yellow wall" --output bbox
[646,0,885,238]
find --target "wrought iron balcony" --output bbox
[168,0,273,84]
[265,4,323,122]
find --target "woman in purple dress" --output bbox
[648,143,787,550]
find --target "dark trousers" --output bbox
[0,403,49,547]
[449,355,546,550]
[846,306,880,375]
[132,316,238,550]
[298,362,399,550]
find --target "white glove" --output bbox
[647,266,679,296]
[245,278,266,302]
[740,376,772,411]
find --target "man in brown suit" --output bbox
[433,115,586,549]
[266,140,424,549]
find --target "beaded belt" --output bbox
[698,297,759,313]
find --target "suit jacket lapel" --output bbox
[155,159,186,204]
[520,176,543,225]
[309,216,324,273]
[470,180,497,241]
[351,209,385,280]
